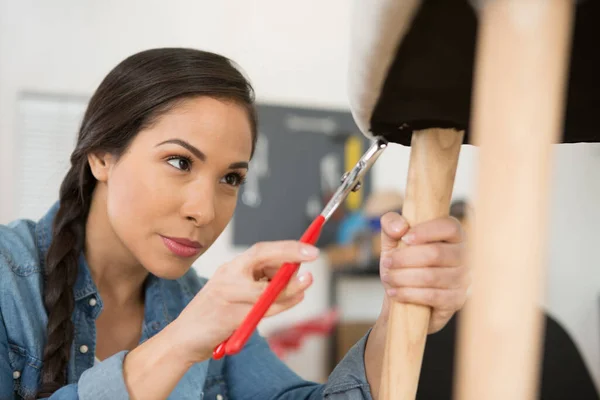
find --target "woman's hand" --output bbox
[125,241,318,399]
[170,241,319,363]
[378,212,470,333]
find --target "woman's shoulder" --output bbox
[0,214,47,334]
[0,203,59,281]
[0,218,43,277]
[0,218,46,364]
[0,216,46,319]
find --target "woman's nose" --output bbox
[180,185,216,227]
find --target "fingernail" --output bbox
[301,245,320,258]
[380,257,392,269]
[381,274,390,283]
[297,272,309,283]
[391,219,405,233]
[387,288,397,297]
[402,233,415,244]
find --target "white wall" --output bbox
[1,0,599,390]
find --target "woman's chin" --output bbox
[155,268,191,280]
[140,241,205,280]
[145,259,195,280]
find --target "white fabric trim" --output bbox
[347,0,423,138]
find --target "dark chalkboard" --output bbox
[232,103,373,247]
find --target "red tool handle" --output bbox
[212,215,326,359]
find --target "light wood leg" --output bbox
[454,1,575,399]
[380,127,463,399]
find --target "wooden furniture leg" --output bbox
[380,127,464,399]
[454,1,575,399]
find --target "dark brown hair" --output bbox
[37,48,258,398]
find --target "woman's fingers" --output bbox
[384,286,469,334]
[278,271,313,300]
[265,291,307,317]
[385,287,466,312]
[381,265,467,290]
[234,271,313,305]
[203,240,318,339]
[234,241,319,279]
[377,216,470,334]
[401,216,465,245]
[379,212,410,252]
[380,213,464,253]
[381,242,463,270]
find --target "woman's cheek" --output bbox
[107,164,174,230]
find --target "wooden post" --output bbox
[454,1,575,399]
[380,127,464,399]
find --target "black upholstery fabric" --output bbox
[370,0,600,145]
[415,312,600,399]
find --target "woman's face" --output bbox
[95,97,253,279]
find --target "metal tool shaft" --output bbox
[320,137,388,221]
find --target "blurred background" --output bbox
[1,0,599,390]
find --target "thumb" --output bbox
[380,212,410,253]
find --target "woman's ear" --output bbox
[87,152,115,182]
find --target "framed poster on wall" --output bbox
[232,103,373,247]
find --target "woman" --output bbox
[0,48,469,399]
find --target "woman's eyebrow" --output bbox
[229,161,249,169]
[156,139,206,161]
[157,139,249,169]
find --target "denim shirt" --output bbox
[0,203,373,399]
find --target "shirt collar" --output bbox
[142,274,195,337]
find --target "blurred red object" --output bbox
[266,308,339,359]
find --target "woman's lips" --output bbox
[161,236,202,257]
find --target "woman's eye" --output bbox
[166,156,192,171]
[221,173,246,187]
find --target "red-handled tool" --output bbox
[213,137,388,359]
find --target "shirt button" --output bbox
[88,297,97,306]
[216,395,223,400]
[12,370,20,379]
[79,345,89,354]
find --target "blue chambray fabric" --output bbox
[0,202,373,399]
